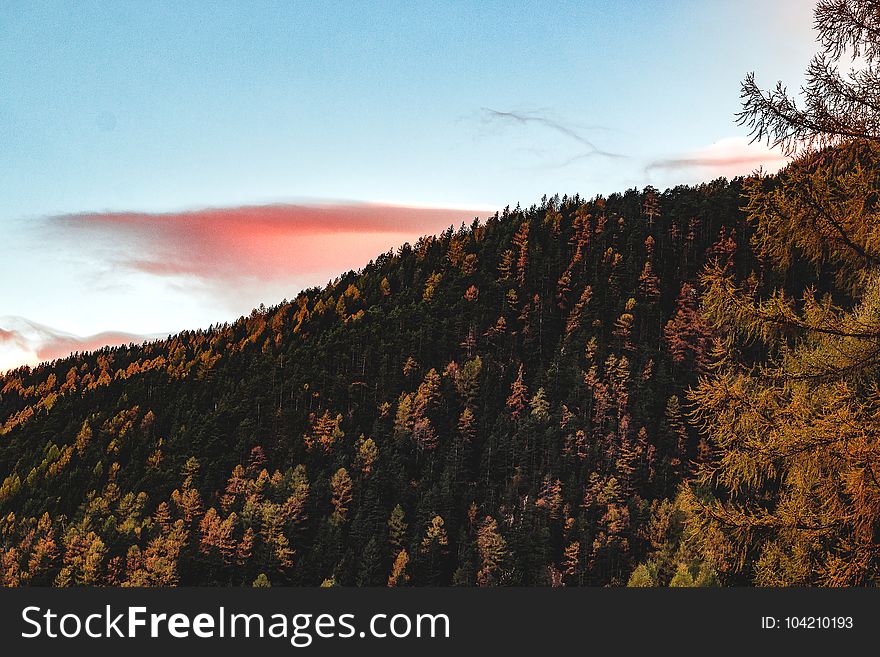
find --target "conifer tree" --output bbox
[506,365,529,420]
[457,408,476,442]
[529,387,550,422]
[513,221,530,286]
[330,468,353,523]
[686,0,880,585]
[420,515,449,584]
[355,436,379,477]
[388,504,408,553]
[387,549,409,587]
[304,410,344,454]
[664,283,713,374]
[475,516,507,586]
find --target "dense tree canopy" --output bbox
[4,0,877,587]
[1,178,752,586]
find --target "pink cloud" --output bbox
[646,137,790,178]
[0,316,157,373]
[5,202,486,372]
[51,202,485,283]
[0,328,18,342]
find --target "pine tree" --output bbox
[388,504,408,553]
[513,221,530,286]
[357,536,384,586]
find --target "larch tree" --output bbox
[411,369,441,452]
[664,283,714,375]
[475,516,507,586]
[388,549,410,587]
[685,0,880,585]
[304,410,344,454]
[506,365,529,420]
[420,515,449,584]
[329,468,353,524]
[355,436,379,477]
[458,408,476,442]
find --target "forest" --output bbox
[2,0,880,587]
[0,175,753,587]
[0,167,842,587]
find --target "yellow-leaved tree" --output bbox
[684,0,880,585]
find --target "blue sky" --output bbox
[0,0,816,370]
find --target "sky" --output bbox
[0,0,817,372]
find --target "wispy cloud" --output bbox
[645,137,789,177]
[0,316,157,373]
[480,108,624,162]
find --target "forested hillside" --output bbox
[3,0,877,590]
[0,177,771,587]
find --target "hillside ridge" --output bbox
[0,177,760,586]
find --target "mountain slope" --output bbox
[0,180,753,586]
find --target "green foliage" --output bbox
[627,561,658,587]
[668,563,695,588]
